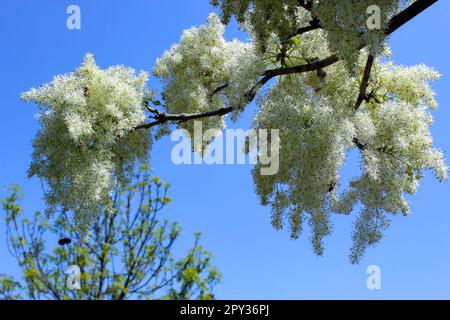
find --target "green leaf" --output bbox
[288,37,302,46]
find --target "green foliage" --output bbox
[0,168,221,300]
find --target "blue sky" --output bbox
[0,0,449,299]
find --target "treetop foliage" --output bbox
[0,170,221,300]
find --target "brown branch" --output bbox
[354,54,375,111]
[267,54,340,77]
[385,0,438,35]
[295,22,321,35]
[289,17,321,39]
[245,54,339,102]
[352,0,438,111]
[134,106,234,130]
[353,137,368,151]
[210,83,229,98]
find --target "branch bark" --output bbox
[354,54,375,111]
[134,106,234,130]
[385,0,438,35]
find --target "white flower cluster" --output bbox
[22,54,151,230]
[154,14,265,151]
[212,0,410,67]
[211,0,313,52]
[252,72,354,255]
[251,54,447,262]
[151,6,447,261]
[345,99,447,263]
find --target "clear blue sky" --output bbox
[0,0,449,299]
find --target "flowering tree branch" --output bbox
[135,0,439,132]
[353,0,438,111]
[21,0,446,264]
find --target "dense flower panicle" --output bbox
[211,0,313,52]
[212,0,411,66]
[153,14,266,152]
[313,0,407,65]
[250,53,447,261]
[22,54,151,229]
[372,62,441,109]
[252,73,355,254]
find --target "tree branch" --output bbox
[210,83,229,100]
[385,0,438,35]
[295,21,321,36]
[354,54,375,111]
[134,106,234,130]
[352,0,438,110]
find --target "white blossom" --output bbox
[154,14,266,152]
[22,54,151,230]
